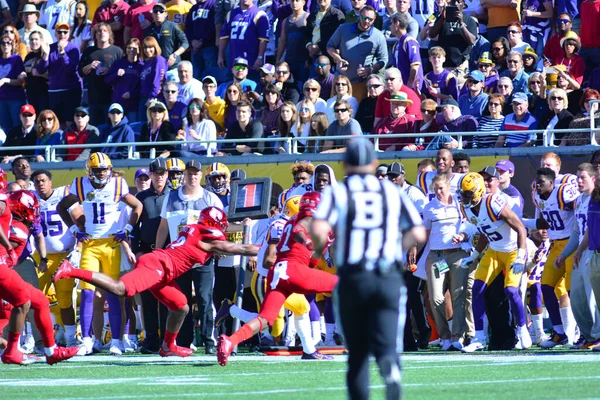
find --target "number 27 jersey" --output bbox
[533,183,579,240]
[69,176,129,239]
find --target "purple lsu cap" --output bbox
[495,159,515,173]
[135,168,150,180]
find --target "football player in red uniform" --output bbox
[54,206,258,357]
[217,191,339,367]
[1,190,79,365]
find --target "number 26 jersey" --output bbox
[461,193,517,252]
[533,183,579,241]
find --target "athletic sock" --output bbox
[229,305,258,323]
[44,345,57,357]
[531,314,545,339]
[229,323,254,347]
[553,325,565,335]
[319,315,326,334]
[68,269,93,281]
[6,331,20,353]
[311,321,321,345]
[295,313,316,354]
[559,306,576,342]
[164,330,178,348]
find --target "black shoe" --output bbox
[205,344,217,355]
[417,327,432,350]
[140,345,160,355]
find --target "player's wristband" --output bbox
[124,224,133,234]
[516,248,527,263]
[471,249,481,261]
[69,225,79,234]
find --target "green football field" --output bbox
[3,350,600,399]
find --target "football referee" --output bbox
[311,139,425,400]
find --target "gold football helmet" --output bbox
[205,162,230,194]
[282,195,301,219]
[86,152,113,185]
[166,158,185,189]
[459,173,485,208]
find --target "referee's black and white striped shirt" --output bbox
[314,174,423,272]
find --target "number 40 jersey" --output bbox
[533,183,579,241]
[36,186,76,254]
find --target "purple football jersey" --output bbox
[392,33,423,85]
[220,5,270,65]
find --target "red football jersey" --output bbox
[0,197,12,257]
[155,223,226,278]
[275,216,312,265]
[0,220,28,266]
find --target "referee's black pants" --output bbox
[338,267,405,400]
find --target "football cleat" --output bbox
[109,343,123,356]
[441,339,452,351]
[217,335,233,366]
[588,338,600,350]
[516,325,532,350]
[205,344,216,355]
[540,331,568,349]
[301,351,333,360]
[534,332,551,346]
[53,260,75,282]
[1,349,38,365]
[159,345,193,358]
[77,337,94,356]
[215,299,233,328]
[449,341,463,351]
[570,336,588,350]
[46,346,79,365]
[461,336,486,353]
[93,339,104,354]
[20,334,35,354]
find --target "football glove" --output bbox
[112,224,133,243]
[70,225,90,243]
[511,248,527,274]
[65,249,82,269]
[460,250,481,269]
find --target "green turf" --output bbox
[3,350,600,399]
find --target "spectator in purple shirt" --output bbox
[186,0,218,80]
[23,31,49,114]
[389,12,422,90]
[105,38,144,123]
[315,55,334,100]
[138,36,167,119]
[0,34,26,132]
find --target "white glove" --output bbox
[66,249,82,269]
[460,250,481,269]
[511,248,526,274]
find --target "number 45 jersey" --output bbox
[36,186,76,254]
[533,182,579,241]
[69,176,130,239]
[461,193,517,253]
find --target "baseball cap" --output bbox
[437,98,459,111]
[149,158,167,172]
[55,22,69,31]
[233,57,249,67]
[153,3,167,11]
[376,165,388,174]
[185,160,202,170]
[230,169,246,181]
[108,103,124,113]
[512,92,528,104]
[479,166,500,179]
[135,168,149,180]
[260,64,275,75]
[20,104,35,115]
[495,159,515,173]
[74,106,89,116]
[387,162,405,176]
[202,76,217,85]
[344,138,375,167]
[467,70,485,82]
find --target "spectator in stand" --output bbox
[408,98,439,151]
[395,0,419,39]
[527,72,549,121]
[177,98,218,156]
[474,52,499,94]
[144,2,188,79]
[185,0,218,80]
[274,101,296,153]
[522,0,552,57]
[218,0,269,77]
[0,2,10,31]
[202,76,225,132]
[255,63,275,96]
[579,0,600,79]
[325,74,358,122]
[372,91,416,151]
[389,12,422,90]
[39,0,76,43]
[522,46,540,73]
[314,56,334,100]
[223,82,246,131]
[497,76,514,114]
[3,25,26,60]
[326,5,388,102]
[419,46,459,102]
[555,68,583,115]
[18,4,53,47]
[139,36,167,118]
[99,103,135,159]
[79,23,124,126]
[72,1,93,53]
[33,110,63,162]
[474,93,505,148]
[307,112,329,153]
[482,0,521,42]
[215,57,258,98]
[274,62,300,104]
[345,0,382,30]
[63,107,101,161]
[291,99,314,153]
[124,0,155,43]
[92,0,130,49]
[544,13,571,65]
[105,38,143,123]
[23,31,49,113]
[177,61,204,104]
[539,87,574,146]
[300,79,327,114]
[0,33,25,133]
[506,22,529,53]
[355,74,384,134]
[437,98,477,149]
[306,0,345,65]
[276,0,309,82]
[496,92,537,147]
[490,37,510,75]
[162,81,186,131]
[428,0,476,87]
[260,84,282,137]
[501,51,529,94]
[2,104,38,162]
[322,99,362,152]
[468,20,490,75]
[566,89,600,146]
[140,100,176,158]
[375,67,421,125]
[165,0,191,28]
[556,31,585,87]
[219,100,264,155]
[460,70,488,116]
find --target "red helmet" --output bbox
[199,206,229,232]
[0,168,7,193]
[8,190,40,225]
[299,191,321,212]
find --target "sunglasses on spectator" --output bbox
[478,64,491,69]
[276,70,289,74]
[507,29,520,34]
[550,96,564,101]
[305,87,318,92]
[3,30,13,34]
[367,84,382,89]
[299,107,310,112]
[57,30,69,35]
[498,84,510,88]
[189,104,201,110]
[150,108,165,112]
[227,89,239,94]
[152,9,166,13]
[492,47,503,52]
[421,109,435,114]
[334,108,348,113]
[1,41,12,45]
[507,59,519,64]
[316,63,329,67]
[360,15,374,22]
[43,117,54,121]
[109,110,122,114]
[335,82,348,86]
[74,114,86,118]
[22,113,33,117]
[234,65,247,71]
[530,81,541,85]
[164,90,177,94]
[488,102,501,107]
[557,18,571,24]
[385,77,396,81]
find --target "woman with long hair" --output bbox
[71,0,93,53]
[223,82,248,131]
[260,84,282,136]
[2,25,27,60]
[105,38,144,123]
[140,100,176,158]
[34,109,63,161]
[490,37,510,75]
[178,98,217,156]
[139,36,167,119]
[527,72,549,121]
[274,101,296,153]
[0,33,26,131]
[23,31,49,112]
[291,99,314,153]
[539,88,574,146]
[555,68,583,115]
[325,75,358,122]
[476,94,505,148]
[307,112,329,153]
